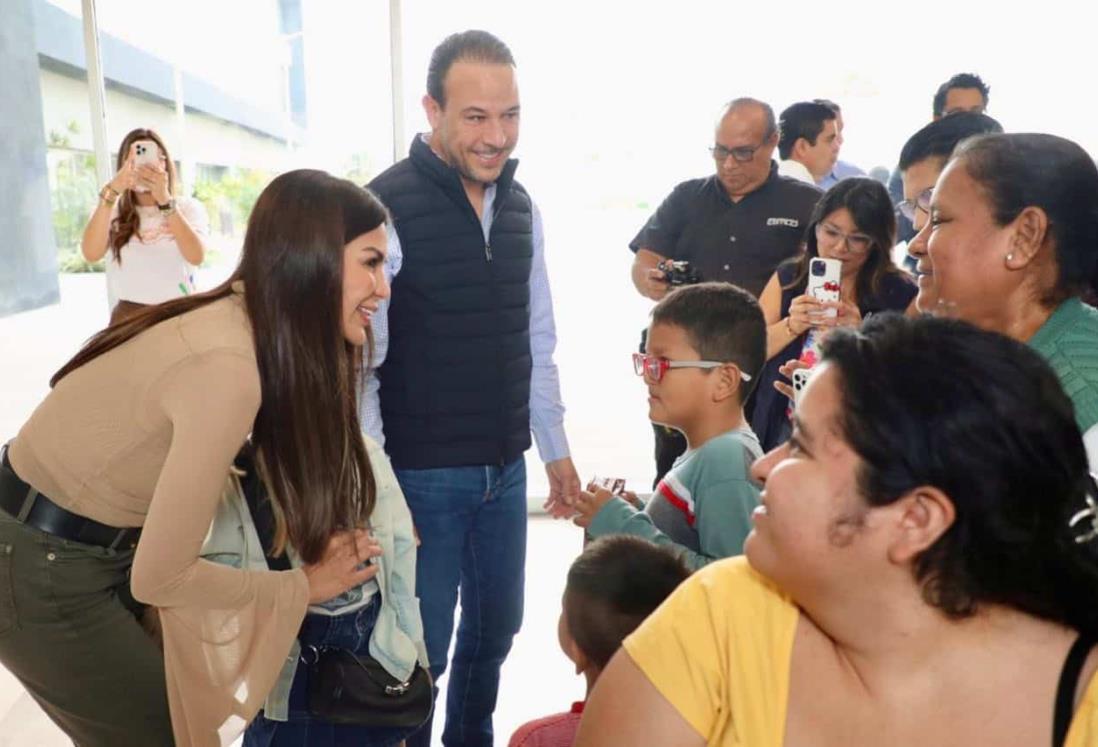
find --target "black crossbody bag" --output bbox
[234,448,433,728]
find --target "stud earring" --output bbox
[1006,253,1015,261]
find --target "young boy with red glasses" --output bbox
[573,283,765,569]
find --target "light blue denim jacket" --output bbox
[200,435,428,721]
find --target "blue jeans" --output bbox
[398,459,527,747]
[244,596,421,747]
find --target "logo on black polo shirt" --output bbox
[767,218,800,228]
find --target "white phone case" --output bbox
[791,367,813,406]
[131,140,160,193]
[806,257,842,319]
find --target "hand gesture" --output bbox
[544,457,582,518]
[786,294,830,335]
[572,484,616,529]
[774,358,811,402]
[108,154,138,195]
[303,529,382,604]
[642,267,671,301]
[137,161,171,205]
[828,299,862,329]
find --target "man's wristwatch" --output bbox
[99,184,120,205]
[157,198,176,217]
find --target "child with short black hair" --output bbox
[508,536,689,747]
[574,282,766,569]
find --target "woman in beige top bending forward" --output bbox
[0,170,391,745]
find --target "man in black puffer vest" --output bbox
[368,30,580,747]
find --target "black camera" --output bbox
[811,261,826,276]
[657,259,700,286]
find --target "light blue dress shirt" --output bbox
[817,159,866,190]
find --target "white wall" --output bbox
[39,68,295,174]
[45,0,288,114]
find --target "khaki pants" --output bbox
[0,509,173,746]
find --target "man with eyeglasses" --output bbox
[898,112,1004,272]
[888,73,994,243]
[629,97,820,483]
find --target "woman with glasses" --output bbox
[749,177,916,450]
[908,132,1098,468]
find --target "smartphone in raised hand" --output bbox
[806,257,842,320]
[791,367,814,406]
[131,140,161,193]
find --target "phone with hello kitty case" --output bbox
[806,257,842,319]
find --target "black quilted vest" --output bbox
[369,137,534,469]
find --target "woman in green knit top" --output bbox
[907,132,1098,468]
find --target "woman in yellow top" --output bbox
[0,170,392,745]
[576,314,1098,747]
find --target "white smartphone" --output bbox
[806,257,842,319]
[131,139,160,193]
[791,367,813,406]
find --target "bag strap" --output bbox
[233,445,291,572]
[1053,632,1096,747]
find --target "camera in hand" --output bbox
[657,259,700,286]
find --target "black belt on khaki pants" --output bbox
[0,444,141,551]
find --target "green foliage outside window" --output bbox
[49,123,102,272]
[44,120,275,273]
[193,168,272,239]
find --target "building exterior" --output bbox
[2,0,309,316]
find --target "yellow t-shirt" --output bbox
[624,556,796,746]
[623,556,1098,747]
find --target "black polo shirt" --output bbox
[629,163,822,298]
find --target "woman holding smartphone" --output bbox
[0,170,394,745]
[81,128,209,324]
[749,177,917,450]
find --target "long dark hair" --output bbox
[952,133,1098,307]
[54,169,389,564]
[822,314,1098,633]
[109,128,178,263]
[782,178,901,303]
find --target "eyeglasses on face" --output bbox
[897,187,933,222]
[709,141,765,164]
[815,222,873,255]
[632,353,752,383]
